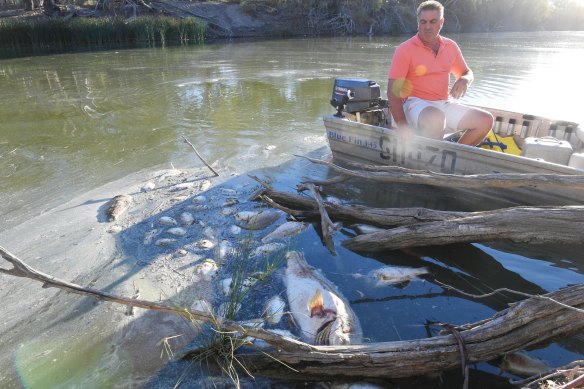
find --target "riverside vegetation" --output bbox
[1,0,584,57]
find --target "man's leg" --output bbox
[456,107,494,146]
[417,106,446,140]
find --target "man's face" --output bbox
[417,9,444,43]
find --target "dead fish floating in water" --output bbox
[500,351,550,377]
[262,295,286,325]
[105,194,132,222]
[367,266,428,286]
[235,210,281,230]
[284,251,362,345]
[261,221,308,243]
[250,242,285,258]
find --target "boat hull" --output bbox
[324,115,584,205]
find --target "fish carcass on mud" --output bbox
[283,251,362,346]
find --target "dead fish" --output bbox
[222,198,238,207]
[250,242,285,258]
[199,180,211,191]
[284,251,362,345]
[143,229,160,245]
[252,329,297,348]
[155,238,177,247]
[261,221,308,243]
[105,194,132,222]
[368,266,428,286]
[167,227,187,237]
[179,212,195,225]
[218,239,234,259]
[219,276,257,296]
[352,224,386,235]
[170,182,195,191]
[192,195,207,204]
[229,225,242,235]
[194,239,214,250]
[500,352,550,377]
[221,206,237,216]
[159,216,178,226]
[194,259,218,281]
[263,295,286,325]
[235,210,281,230]
[141,182,156,192]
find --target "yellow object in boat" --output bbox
[479,130,521,155]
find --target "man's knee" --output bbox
[459,109,494,134]
[418,106,446,138]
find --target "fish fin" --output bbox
[308,289,324,318]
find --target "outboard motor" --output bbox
[330,78,387,117]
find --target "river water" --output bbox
[1,32,584,388]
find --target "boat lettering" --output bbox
[329,130,379,149]
[379,135,457,173]
[441,150,457,174]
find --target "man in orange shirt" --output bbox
[388,0,493,146]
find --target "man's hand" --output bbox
[396,123,414,140]
[450,78,469,99]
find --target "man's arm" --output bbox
[388,79,412,135]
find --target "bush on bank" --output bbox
[0,15,205,56]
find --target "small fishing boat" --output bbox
[324,78,584,205]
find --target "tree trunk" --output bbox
[342,206,584,252]
[23,0,34,11]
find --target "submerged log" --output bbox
[3,246,584,380]
[299,155,584,190]
[254,186,467,227]
[342,205,584,251]
[254,185,584,249]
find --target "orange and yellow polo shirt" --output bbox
[388,34,468,101]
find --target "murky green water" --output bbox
[1,32,584,388]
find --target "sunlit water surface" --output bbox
[1,32,584,388]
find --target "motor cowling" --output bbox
[330,78,387,117]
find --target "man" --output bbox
[388,0,493,146]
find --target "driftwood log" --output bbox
[342,205,584,251]
[299,155,584,190]
[2,245,584,381]
[253,184,584,250]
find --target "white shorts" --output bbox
[403,97,471,132]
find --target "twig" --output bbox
[182,135,219,177]
[510,360,584,387]
[297,183,337,255]
[434,280,584,315]
[258,194,315,218]
[439,323,469,389]
[560,372,584,389]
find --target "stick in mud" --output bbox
[182,135,219,177]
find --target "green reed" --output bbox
[0,16,206,56]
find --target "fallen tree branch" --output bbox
[297,155,584,190]
[252,185,467,227]
[2,245,584,380]
[236,284,584,379]
[297,183,337,255]
[342,206,584,251]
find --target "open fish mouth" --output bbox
[314,317,337,346]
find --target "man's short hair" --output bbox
[417,1,444,18]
